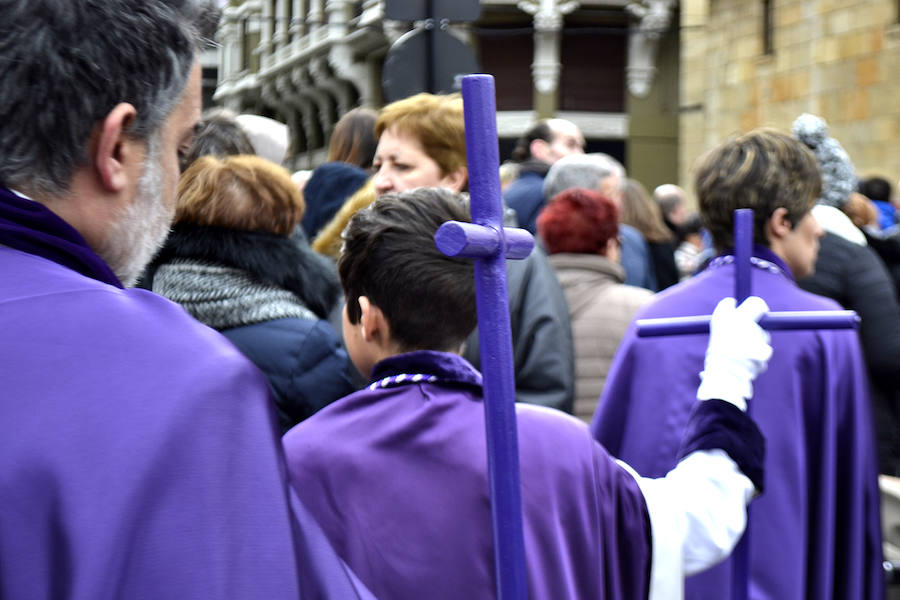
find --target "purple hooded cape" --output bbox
[0,188,373,599]
[283,350,653,599]
[592,248,884,600]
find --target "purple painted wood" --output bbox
[635,210,859,337]
[734,209,752,303]
[636,310,860,337]
[434,74,529,600]
[435,221,533,259]
[730,208,754,600]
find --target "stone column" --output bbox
[292,0,307,38]
[259,0,274,55]
[219,8,240,83]
[273,0,288,50]
[325,0,353,38]
[309,0,325,42]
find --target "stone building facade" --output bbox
[681,0,900,195]
[214,0,682,189]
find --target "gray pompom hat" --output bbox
[791,113,856,208]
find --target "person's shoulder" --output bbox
[2,258,271,418]
[625,271,711,319]
[617,282,655,303]
[514,404,611,474]
[503,171,544,200]
[225,317,346,369]
[509,169,545,186]
[516,403,591,439]
[3,253,249,366]
[619,224,651,253]
[783,284,844,311]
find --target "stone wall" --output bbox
[679,0,900,204]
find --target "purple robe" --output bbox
[592,247,884,600]
[283,350,652,599]
[0,188,373,599]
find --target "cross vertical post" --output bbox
[734,209,753,303]
[434,74,531,600]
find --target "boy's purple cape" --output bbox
[0,186,374,599]
[593,242,884,599]
[284,350,653,600]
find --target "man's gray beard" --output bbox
[97,137,173,287]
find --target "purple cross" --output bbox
[634,208,859,600]
[433,74,530,600]
[636,209,859,335]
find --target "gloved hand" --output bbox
[696,296,773,411]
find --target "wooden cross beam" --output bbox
[636,209,859,336]
[433,74,530,600]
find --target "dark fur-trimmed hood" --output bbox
[152,224,340,319]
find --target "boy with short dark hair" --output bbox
[284,187,772,600]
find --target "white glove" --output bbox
[696,296,773,411]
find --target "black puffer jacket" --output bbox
[798,231,900,474]
[864,229,900,298]
[153,225,357,432]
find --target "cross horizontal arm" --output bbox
[635,310,860,337]
[435,221,534,260]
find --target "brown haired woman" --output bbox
[152,154,357,431]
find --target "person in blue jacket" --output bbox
[153,154,357,430]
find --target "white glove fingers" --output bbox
[735,295,769,322]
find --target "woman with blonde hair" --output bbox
[153,154,356,431]
[313,92,575,413]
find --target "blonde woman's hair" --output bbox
[312,178,377,259]
[375,93,467,181]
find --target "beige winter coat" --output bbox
[549,253,653,422]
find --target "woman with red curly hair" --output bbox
[538,187,653,421]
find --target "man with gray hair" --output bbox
[543,153,657,290]
[0,2,371,598]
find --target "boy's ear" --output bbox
[765,207,792,241]
[358,296,389,345]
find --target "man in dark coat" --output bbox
[503,118,585,234]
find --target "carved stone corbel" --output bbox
[310,57,355,118]
[625,0,675,97]
[517,0,580,95]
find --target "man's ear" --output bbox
[765,207,793,241]
[358,296,390,344]
[93,103,139,193]
[529,138,550,163]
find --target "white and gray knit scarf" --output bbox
[154,258,317,330]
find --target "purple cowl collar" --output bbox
[0,186,122,287]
